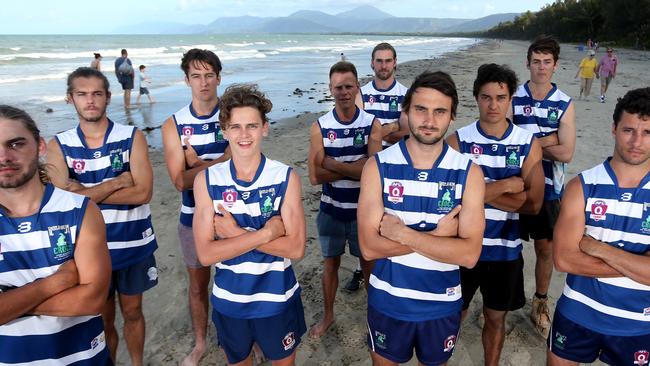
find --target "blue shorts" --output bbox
[317,211,360,257]
[548,310,650,365]
[367,306,461,366]
[212,297,307,364]
[108,255,158,296]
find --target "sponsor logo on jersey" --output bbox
[49,225,72,261]
[470,144,483,159]
[182,126,194,136]
[523,105,533,117]
[327,130,337,142]
[72,159,86,174]
[387,181,404,203]
[353,129,365,147]
[437,182,455,213]
[222,189,238,208]
[260,194,274,218]
[590,200,608,221]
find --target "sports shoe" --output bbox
[344,269,363,291]
[600,95,605,103]
[530,295,551,338]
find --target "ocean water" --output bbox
[0,34,477,147]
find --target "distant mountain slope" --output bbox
[442,13,519,33]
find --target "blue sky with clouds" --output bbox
[1,0,552,34]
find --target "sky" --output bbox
[0,0,552,34]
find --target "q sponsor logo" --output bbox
[182,126,194,136]
[634,350,649,366]
[590,200,608,221]
[222,189,238,208]
[387,181,404,204]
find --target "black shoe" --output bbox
[344,269,363,291]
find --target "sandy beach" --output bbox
[118,39,650,365]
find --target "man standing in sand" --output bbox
[193,83,307,365]
[115,49,135,108]
[47,67,158,366]
[0,105,111,365]
[358,71,485,365]
[549,87,650,366]
[161,49,230,366]
[596,47,618,103]
[308,61,381,338]
[448,64,544,365]
[511,35,576,338]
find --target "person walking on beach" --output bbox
[511,35,576,339]
[192,84,307,366]
[46,67,158,366]
[308,61,381,339]
[91,52,102,71]
[548,87,650,366]
[136,65,154,104]
[114,49,134,108]
[596,47,618,103]
[447,64,544,366]
[576,50,598,100]
[357,71,485,365]
[0,105,111,365]
[161,49,230,366]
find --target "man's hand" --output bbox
[381,123,399,137]
[502,176,525,194]
[49,260,79,291]
[379,213,406,244]
[321,156,338,171]
[432,204,461,237]
[115,171,135,190]
[580,236,607,257]
[213,204,245,239]
[183,137,202,168]
[538,133,559,148]
[262,216,286,242]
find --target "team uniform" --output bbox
[360,80,408,148]
[454,121,535,311]
[172,103,228,267]
[367,140,472,365]
[512,82,572,239]
[317,107,374,257]
[549,160,650,365]
[205,156,305,363]
[55,121,158,294]
[0,185,111,365]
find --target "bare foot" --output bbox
[180,343,206,366]
[309,317,335,339]
[252,343,267,364]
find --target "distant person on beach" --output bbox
[308,61,380,339]
[91,52,102,71]
[576,50,598,100]
[357,71,485,365]
[47,67,158,366]
[115,48,134,108]
[511,35,576,339]
[548,87,650,366]
[448,64,543,366]
[161,49,230,366]
[0,105,111,365]
[192,83,307,366]
[596,47,618,103]
[340,52,347,61]
[136,65,154,104]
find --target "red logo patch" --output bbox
[368,95,376,105]
[222,189,238,208]
[327,130,337,142]
[470,144,483,158]
[635,350,649,365]
[72,159,85,173]
[443,335,456,352]
[590,200,608,221]
[282,332,296,351]
[182,126,194,136]
[387,181,404,203]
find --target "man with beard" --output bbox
[548,88,650,366]
[357,71,485,365]
[47,67,158,366]
[0,105,111,365]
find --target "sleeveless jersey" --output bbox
[512,82,572,200]
[56,120,157,270]
[556,160,650,336]
[0,185,109,365]
[318,107,374,221]
[206,155,300,319]
[455,121,534,261]
[173,103,229,227]
[369,141,472,321]
[361,80,407,148]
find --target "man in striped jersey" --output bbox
[193,84,306,365]
[511,36,576,338]
[161,49,230,366]
[358,71,485,365]
[308,61,382,339]
[448,64,544,366]
[0,105,111,365]
[549,88,650,366]
[47,67,157,366]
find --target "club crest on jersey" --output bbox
[222,189,238,208]
[635,350,649,366]
[548,107,559,123]
[282,332,296,351]
[387,181,404,204]
[182,126,194,136]
[641,213,650,234]
[470,144,483,159]
[72,159,86,174]
[443,335,457,352]
[353,129,365,147]
[389,97,398,112]
[110,153,124,173]
[49,225,72,261]
[505,146,520,168]
[260,194,274,218]
[327,130,337,142]
[590,200,608,221]
[523,105,533,117]
[437,182,455,213]
[216,128,224,142]
[368,95,376,105]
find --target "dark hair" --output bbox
[371,42,396,60]
[66,67,111,96]
[218,84,273,129]
[121,49,127,56]
[94,53,101,59]
[402,71,458,118]
[473,63,518,98]
[613,87,650,126]
[139,65,146,70]
[0,105,49,184]
[329,61,358,80]
[180,49,222,77]
[527,35,560,64]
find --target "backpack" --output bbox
[118,58,133,76]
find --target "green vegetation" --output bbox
[484,0,650,49]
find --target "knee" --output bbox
[535,241,553,257]
[121,306,144,323]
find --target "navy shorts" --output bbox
[460,255,525,312]
[317,211,360,257]
[139,87,149,95]
[519,199,560,241]
[108,254,158,296]
[212,297,307,364]
[367,306,461,365]
[548,310,650,365]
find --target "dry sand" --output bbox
[119,39,650,365]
